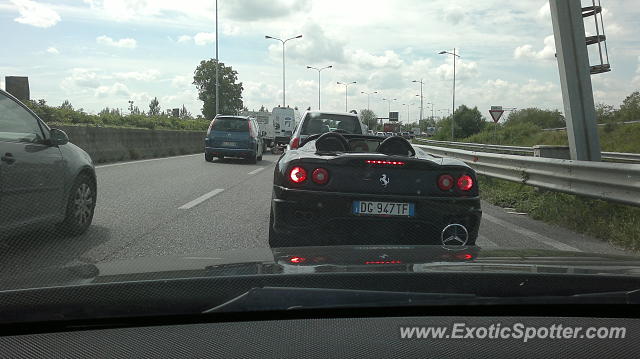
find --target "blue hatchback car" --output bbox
[205,116,265,164]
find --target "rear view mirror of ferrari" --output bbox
[269,131,481,248]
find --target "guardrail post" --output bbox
[549,0,602,161]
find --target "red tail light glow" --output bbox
[365,160,405,166]
[289,256,306,264]
[312,168,329,185]
[290,137,300,149]
[289,166,307,183]
[365,260,403,264]
[457,175,474,191]
[437,174,455,191]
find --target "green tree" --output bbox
[618,91,640,122]
[433,105,485,140]
[179,105,192,119]
[505,108,564,129]
[148,97,161,116]
[193,59,244,119]
[60,100,73,110]
[359,109,378,130]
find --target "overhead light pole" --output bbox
[382,98,397,115]
[412,79,424,122]
[425,102,434,120]
[337,81,356,112]
[265,34,303,107]
[215,0,219,116]
[439,49,460,140]
[361,91,378,111]
[402,103,413,124]
[306,65,332,110]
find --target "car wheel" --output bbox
[248,149,258,164]
[205,152,213,162]
[268,208,293,247]
[59,174,96,236]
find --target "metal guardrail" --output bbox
[541,120,640,131]
[414,138,640,164]
[414,144,640,207]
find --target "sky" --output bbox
[1,0,639,124]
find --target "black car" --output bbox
[0,89,97,236]
[269,132,481,247]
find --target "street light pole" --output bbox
[337,81,356,112]
[215,0,219,116]
[307,65,332,110]
[425,102,434,120]
[265,34,303,107]
[361,91,378,111]
[382,98,397,115]
[439,48,460,141]
[412,79,424,122]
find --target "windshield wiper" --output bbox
[204,287,640,313]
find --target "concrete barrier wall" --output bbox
[57,126,205,163]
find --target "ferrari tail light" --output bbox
[437,174,455,191]
[289,166,307,183]
[290,137,300,149]
[312,168,329,184]
[457,175,474,191]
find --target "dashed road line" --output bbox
[178,189,225,210]
[482,213,581,252]
[247,167,265,175]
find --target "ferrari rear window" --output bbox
[301,114,361,135]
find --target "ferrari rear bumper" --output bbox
[271,185,482,246]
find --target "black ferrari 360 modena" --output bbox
[269,132,482,247]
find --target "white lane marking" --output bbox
[96,154,201,169]
[482,213,581,252]
[247,167,265,175]
[477,235,498,248]
[178,189,225,210]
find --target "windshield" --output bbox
[301,113,361,135]
[1,0,640,325]
[212,118,248,132]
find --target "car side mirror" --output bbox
[49,128,69,146]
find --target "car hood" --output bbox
[6,245,638,290]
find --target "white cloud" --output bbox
[514,35,555,61]
[271,22,346,64]
[10,0,61,28]
[349,50,403,69]
[171,75,191,88]
[95,82,130,98]
[434,60,479,81]
[536,2,550,21]
[96,35,137,49]
[177,35,192,43]
[115,70,160,81]
[222,0,311,21]
[194,32,215,46]
[61,69,101,89]
[443,6,465,25]
[46,47,59,54]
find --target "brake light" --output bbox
[365,160,405,166]
[312,168,329,185]
[457,175,474,191]
[248,121,257,137]
[289,256,306,264]
[290,137,300,149]
[206,120,215,136]
[437,174,455,191]
[289,166,307,183]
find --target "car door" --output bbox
[0,92,66,229]
[252,119,264,155]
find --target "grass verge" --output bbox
[478,175,640,252]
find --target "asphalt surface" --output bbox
[0,152,631,275]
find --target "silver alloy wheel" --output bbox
[73,183,93,225]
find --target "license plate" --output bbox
[352,201,414,217]
[222,141,236,147]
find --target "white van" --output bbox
[271,106,301,146]
[241,109,274,147]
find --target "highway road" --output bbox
[0,152,631,276]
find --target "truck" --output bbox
[383,122,400,134]
[271,106,301,148]
[411,127,422,136]
[240,109,274,148]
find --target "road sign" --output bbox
[491,105,503,111]
[389,112,399,121]
[489,109,504,123]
